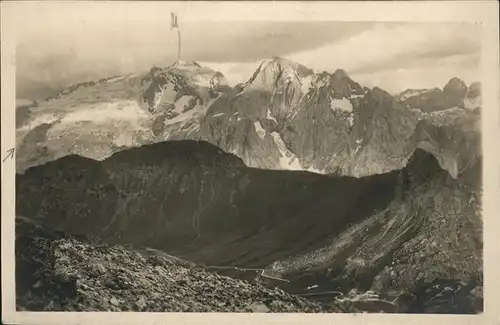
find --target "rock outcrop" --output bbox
[15,216,331,312]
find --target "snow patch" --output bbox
[254,121,266,139]
[229,148,240,157]
[164,110,200,126]
[266,109,277,123]
[463,96,481,110]
[305,165,324,174]
[300,75,313,95]
[270,132,303,170]
[113,132,140,147]
[180,120,201,136]
[193,75,211,87]
[330,98,353,112]
[174,95,193,113]
[430,107,464,117]
[347,114,354,127]
[311,74,330,89]
[289,111,298,120]
[61,101,149,125]
[212,113,225,117]
[398,89,433,101]
[353,139,363,155]
[17,113,60,131]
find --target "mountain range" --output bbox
[16,57,481,178]
[16,141,482,311]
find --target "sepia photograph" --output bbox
[2,1,499,324]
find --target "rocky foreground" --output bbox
[16,216,482,313]
[16,216,334,312]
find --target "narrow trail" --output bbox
[296,291,344,297]
[205,265,290,283]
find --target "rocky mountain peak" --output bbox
[243,57,314,92]
[329,69,364,99]
[442,77,468,108]
[398,77,474,113]
[140,60,229,116]
[170,60,203,69]
[268,56,314,77]
[305,69,364,102]
[332,68,349,79]
[444,77,466,90]
[467,81,481,98]
[364,87,396,107]
[309,72,331,88]
[443,77,468,99]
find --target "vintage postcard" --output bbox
[2,1,499,325]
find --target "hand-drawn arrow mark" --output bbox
[2,148,15,162]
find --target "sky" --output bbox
[12,2,482,102]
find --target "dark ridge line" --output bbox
[18,139,454,181]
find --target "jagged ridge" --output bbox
[15,57,481,181]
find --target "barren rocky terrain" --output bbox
[16,215,482,313]
[16,140,483,313]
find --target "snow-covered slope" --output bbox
[15,62,228,172]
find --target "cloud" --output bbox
[15,14,481,100]
[202,23,481,93]
[16,19,375,100]
[181,21,375,63]
[286,22,481,73]
[196,61,259,86]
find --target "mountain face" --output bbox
[15,61,228,173]
[241,57,314,126]
[16,140,482,303]
[16,58,481,179]
[407,108,480,179]
[398,78,481,113]
[268,149,482,295]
